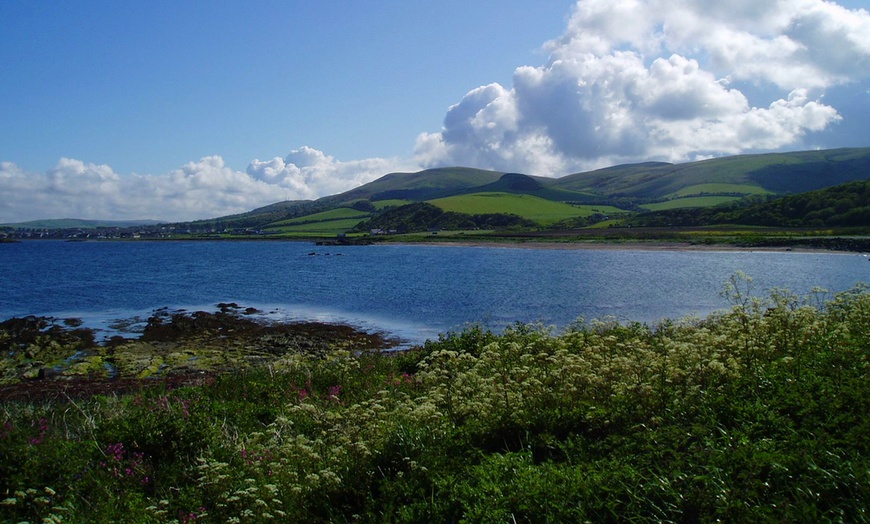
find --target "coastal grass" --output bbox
[2,276,869,522]
[393,229,497,239]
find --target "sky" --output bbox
[2,0,869,223]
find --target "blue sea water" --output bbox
[1,240,867,345]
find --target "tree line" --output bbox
[628,179,870,228]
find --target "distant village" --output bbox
[0,223,269,241]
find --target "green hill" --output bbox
[206,147,870,235]
[263,207,373,236]
[11,148,869,235]
[18,147,859,236]
[472,173,600,202]
[552,148,870,201]
[319,167,506,203]
[318,148,870,216]
[185,200,318,230]
[629,178,870,228]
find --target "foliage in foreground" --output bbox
[2,275,869,523]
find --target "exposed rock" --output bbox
[0,306,400,399]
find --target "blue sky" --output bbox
[1,0,573,175]
[1,0,869,222]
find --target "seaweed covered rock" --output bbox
[0,306,399,395]
[0,316,98,384]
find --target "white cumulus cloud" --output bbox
[247,147,411,201]
[416,0,869,174]
[0,151,411,223]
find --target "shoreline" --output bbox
[0,307,403,399]
[390,239,864,254]
[7,235,869,254]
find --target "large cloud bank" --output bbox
[3,0,869,223]
[1,152,409,223]
[415,0,870,174]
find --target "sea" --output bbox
[1,240,867,345]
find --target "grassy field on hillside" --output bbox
[267,208,370,227]
[552,148,870,199]
[430,192,625,225]
[266,218,367,235]
[372,199,412,209]
[670,183,773,198]
[262,208,372,235]
[640,196,741,211]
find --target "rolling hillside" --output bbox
[314,147,869,211]
[469,173,599,203]
[350,202,536,234]
[268,147,869,234]
[12,147,867,236]
[628,178,870,228]
[552,148,870,200]
[317,167,506,203]
[429,193,624,226]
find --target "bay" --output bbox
[1,240,867,345]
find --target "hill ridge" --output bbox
[7,147,869,232]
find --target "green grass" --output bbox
[372,199,412,209]
[583,218,626,229]
[669,183,773,198]
[430,192,626,225]
[640,196,742,211]
[266,207,370,227]
[265,218,367,235]
[552,147,870,199]
[2,278,869,522]
[335,167,505,202]
[261,207,371,235]
[373,167,503,190]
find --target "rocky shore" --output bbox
[0,304,399,401]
